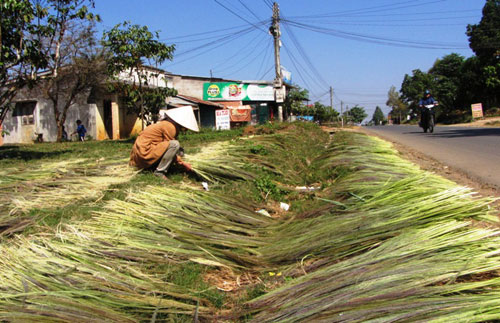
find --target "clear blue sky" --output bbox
[94,0,485,119]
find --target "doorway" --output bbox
[103,100,113,139]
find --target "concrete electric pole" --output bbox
[330,86,334,111]
[341,100,344,128]
[271,2,284,121]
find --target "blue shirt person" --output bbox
[72,120,87,141]
[418,90,437,107]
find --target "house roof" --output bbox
[176,94,224,108]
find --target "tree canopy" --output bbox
[102,21,177,127]
[345,106,367,124]
[371,106,385,125]
[0,0,47,123]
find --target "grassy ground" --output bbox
[1,123,499,322]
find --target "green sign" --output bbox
[203,82,274,101]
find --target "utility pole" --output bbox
[341,100,344,128]
[271,2,284,121]
[330,86,334,110]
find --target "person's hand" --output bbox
[182,162,193,172]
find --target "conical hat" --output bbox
[166,106,199,132]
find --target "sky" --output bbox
[93,0,485,120]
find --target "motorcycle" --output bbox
[420,103,437,133]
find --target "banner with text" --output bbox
[215,109,230,130]
[204,82,274,101]
[471,103,483,119]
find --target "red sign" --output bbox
[229,107,251,122]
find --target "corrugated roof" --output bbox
[176,94,225,108]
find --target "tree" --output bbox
[429,53,465,118]
[103,22,177,128]
[345,105,367,124]
[312,101,339,123]
[467,0,500,64]
[285,86,308,119]
[400,69,435,114]
[467,0,500,109]
[0,0,47,125]
[386,86,407,124]
[35,0,102,142]
[371,106,385,125]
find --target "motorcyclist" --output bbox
[419,89,437,107]
[418,90,438,126]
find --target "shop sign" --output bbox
[471,103,483,119]
[215,109,230,130]
[204,83,274,101]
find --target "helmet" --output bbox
[424,89,431,95]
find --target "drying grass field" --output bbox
[0,123,499,322]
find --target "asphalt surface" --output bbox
[364,125,500,188]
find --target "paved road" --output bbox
[364,125,500,188]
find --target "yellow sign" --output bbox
[471,103,483,119]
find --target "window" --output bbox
[13,101,36,125]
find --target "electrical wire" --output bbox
[168,25,258,67]
[255,40,273,79]
[217,35,272,78]
[258,64,274,80]
[210,30,267,72]
[286,0,451,19]
[281,18,329,87]
[238,0,262,21]
[283,19,468,49]
[214,0,268,33]
[262,0,273,10]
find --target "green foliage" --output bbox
[386,85,407,124]
[285,86,309,118]
[371,106,385,125]
[400,69,435,112]
[398,1,500,123]
[249,144,268,155]
[466,0,500,64]
[102,21,177,123]
[0,0,47,122]
[345,105,367,124]
[292,101,339,123]
[254,175,285,201]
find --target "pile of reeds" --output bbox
[249,221,500,322]
[1,125,500,321]
[0,234,209,321]
[183,141,257,183]
[245,131,500,321]
[74,185,275,268]
[0,157,137,236]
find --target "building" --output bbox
[169,73,284,128]
[1,66,172,144]
[1,69,288,144]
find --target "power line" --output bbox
[255,41,273,79]
[217,35,272,78]
[214,0,268,33]
[281,18,329,87]
[238,0,262,21]
[168,25,258,67]
[262,0,273,10]
[283,19,468,49]
[210,30,267,72]
[286,0,450,19]
[259,64,274,80]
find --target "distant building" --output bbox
[1,68,289,144]
[168,73,285,128]
[1,66,171,144]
